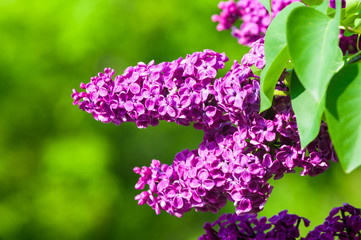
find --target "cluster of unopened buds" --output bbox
[72,38,336,217]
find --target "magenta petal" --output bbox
[234,166,243,174]
[241,171,251,182]
[180,189,192,200]
[192,192,202,203]
[198,169,209,181]
[285,157,294,168]
[207,67,217,78]
[203,179,215,190]
[197,186,206,196]
[165,188,176,198]
[98,87,108,97]
[124,101,134,112]
[214,178,226,187]
[231,190,242,201]
[189,178,201,188]
[157,179,169,192]
[248,163,261,175]
[145,98,155,110]
[247,181,259,193]
[188,167,197,178]
[239,198,252,212]
[130,83,140,94]
[172,196,184,209]
[167,106,176,117]
[265,132,276,142]
[135,102,145,114]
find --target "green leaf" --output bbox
[290,71,325,149]
[287,5,343,147]
[344,29,356,37]
[259,2,304,112]
[346,0,361,16]
[325,63,361,173]
[315,0,330,13]
[301,0,323,6]
[287,6,342,103]
[258,0,272,18]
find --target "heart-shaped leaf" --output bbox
[287,6,342,103]
[259,2,304,112]
[290,71,325,149]
[326,63,361,173]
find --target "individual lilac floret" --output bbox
[72,50,229,130]
[199,210,309,240]
[241,37,265,69]
[303,203,361,240]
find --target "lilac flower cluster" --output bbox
[212,0,299,46]
[212,0,360,53]
[199,203,361,240]
[199,209,309,240]
[72,38,337,217]
[304,203,361,240]
[72,50,228,129]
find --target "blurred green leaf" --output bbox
[346,0,361,15]
[260,2,303,112]
[326,63,361,173]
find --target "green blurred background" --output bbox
[0,0,360,239]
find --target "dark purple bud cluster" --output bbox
[212,0,359,52]
[199,209,310,240]
[72,38,337,217]
[200,203,361,239]
[303,203,361,240]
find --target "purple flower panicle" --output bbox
[212,0,299,46]
[72,50,228,129]
[213,0,359,52]
[303,203,361,240]
[200,203,361,240]
[73,39,337,217]
[199,209,310,240]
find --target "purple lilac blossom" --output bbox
[199,209,310,240]
[72,50,228,130]
[212,0,299,46]
[213,0,360,53]
[72,39,337,217]
[200,203,361,240]
[303,203,361,240]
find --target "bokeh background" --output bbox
[1,0,360,239]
